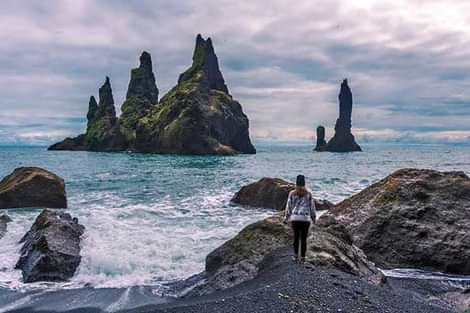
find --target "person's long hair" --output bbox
[295,185,308,197]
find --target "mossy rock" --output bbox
[322,168,470,275]
[0,167,66,209]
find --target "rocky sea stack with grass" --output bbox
[49,34,255,155]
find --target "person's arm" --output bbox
[310,193,317,223]
[284,192,293,223]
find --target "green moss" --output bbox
[119,96,153,141]
[35,210,50,229]
[374,178,402,205]
[86,119,107,139]
[178,40,206,84]
[85,116,117,142]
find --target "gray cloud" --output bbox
[1,0,470,145]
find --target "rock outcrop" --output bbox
[135,35,255,155]
[49,77,128,151]
[15,209,84,283]
[197,214,382,294]
[316,79,362,152]
[86,96,98,121]
[314,125,327,151]
[178,34,228,94]
[232,177,334,211]
[49,35,255,155]
[0,214,11,239]
[320,168,470,274]
[120,51,159,142]
[0,167,67,209]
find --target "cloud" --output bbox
[1,0,470,145]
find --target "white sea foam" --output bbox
[0,189,271,291]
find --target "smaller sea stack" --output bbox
[316,79,361,152]
[314,126,327,151]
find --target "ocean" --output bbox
[1,142,470,293]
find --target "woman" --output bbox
[283,175,316,263]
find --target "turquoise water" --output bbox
[1,142,470,291]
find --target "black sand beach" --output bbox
[3,248,458,313]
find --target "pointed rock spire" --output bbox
[336,79,353,132]
[126,51,159,104]
[86,96,98,121]
[314,125,327,151]
[320,79,361,152]
[178,34,229,94]
[95,76,116,118]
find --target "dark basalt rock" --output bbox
[15,209,84,283]
[317,79,361,152]
[178,34,228,94]
[125,51,159,103]
[95,77,116,119]
[232,177,334,211]
[0,167,67,209]
[49,35,255,155]
[314,125,327,151]
[120,52,159,142]
[86,96,98,121]
[49,77,127,151]
[0,214,11,239]
[194,214,382,294]
[135,35,255,155]
[320,168,470,274]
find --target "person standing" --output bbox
[283,175,316,263]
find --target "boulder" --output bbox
[0,214,11,239]
[317,79,362,152]
[0,167,67,209]
[201,214,382,293]
[49,35,256,156]
[232,177,334,211]
[232,178,295,211]
[15,209,84,283]
[320,168,470,274]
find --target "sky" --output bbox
[1,0,470,145]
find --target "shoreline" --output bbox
[1,248,459,313]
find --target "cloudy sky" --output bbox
[1,0,470,145]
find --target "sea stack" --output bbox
[49,35,255,155]
[316,79,361,152]
[314,126,327,151]
[120,51,159,142]
[134,34,256,155]
[49,77,127,151]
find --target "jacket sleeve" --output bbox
[310,194,317,222]
[284,192,293,221]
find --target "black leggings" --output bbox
[292,221,310,258]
